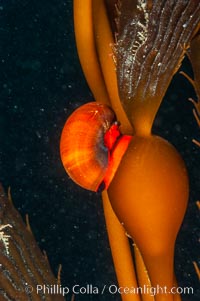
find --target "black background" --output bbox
[0,1,199,300]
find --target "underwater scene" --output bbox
[0,1,199,301]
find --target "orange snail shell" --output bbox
[60,102,132,192]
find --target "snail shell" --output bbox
[60,102,132,191]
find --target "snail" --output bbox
[60,102,132,192]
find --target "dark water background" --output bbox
[0,1,199,300]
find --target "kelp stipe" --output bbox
[60,1,200,301]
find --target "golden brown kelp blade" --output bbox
[116,0,200,135]
[188,32,200,146]
[104,0,119,36]
[188,31,200,97]
[0,184,65,301]
[180,31,200,146]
